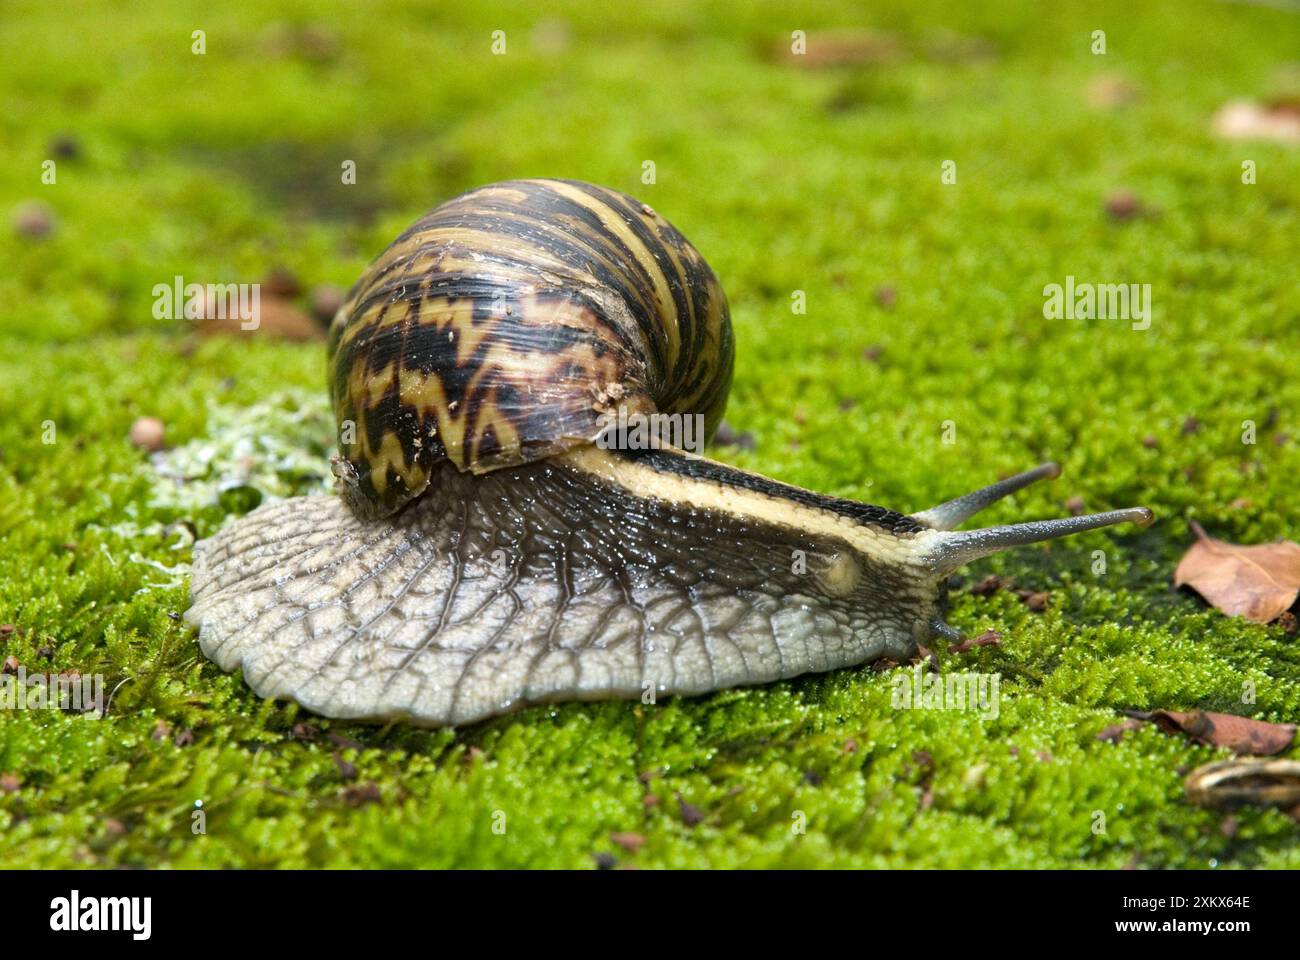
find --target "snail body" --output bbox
[187,179,1151,726]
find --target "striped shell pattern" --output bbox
[327,179,735,518]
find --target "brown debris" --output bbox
[197,296,323,341]
[609,832,645,853]
[12,201,55,239]
[677,795,705,828]
[128,416,166,452]
[259,267,302,299]
[1125,709,1295,756]
[948,629,1001,655]
[1212,99,1300,144]
[1018,590,1050,612]
[343,782,382,807]
[1096,718,1147,743]
[970,574,1010,597]
[1185,758,1300,810]
[1105,191,1144,221]
[1173,521,1300,624]
[769,30,903,68]
[1087,74,1139,109]
[332,752,358,781]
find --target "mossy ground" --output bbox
[1,0,1297,868]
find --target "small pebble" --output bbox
[13,201,56,239]
[1105,191,1143,221]
[128,416,166,452]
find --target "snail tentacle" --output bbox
[924,506,1155,577]
[912,462,1062,530]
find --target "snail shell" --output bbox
[186,179,1152,727]
[328,179,732,518]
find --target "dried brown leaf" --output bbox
[1125,709,1295,755]
[948,629,1001,654]
[1173,522,1300,623]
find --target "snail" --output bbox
[186,178,1153,727]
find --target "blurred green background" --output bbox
[0,0,1297,868]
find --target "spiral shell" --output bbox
[327,179,734,517]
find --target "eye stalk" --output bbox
[912,463,1153,578]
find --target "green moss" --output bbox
[1,0,1296,868]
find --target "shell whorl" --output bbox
[327,179,734,517]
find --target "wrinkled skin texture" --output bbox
[187,455,937,726]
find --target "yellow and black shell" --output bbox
[327,178,735,518]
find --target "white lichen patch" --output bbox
[146,390,335,514]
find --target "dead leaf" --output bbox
[912,642,939,671]
[677,795,705,827]
[970,574,1011,597]
[1086,74,1139,109]
[1212,99,1300,144]
[1096,718,1147,743]
[768,30,903,68]
[1104,191,1144,221]
[332,751,358,781]
[342,782,381,807]
[196,296,324,341]
[1124,709,1296,755]
[948,629,1001,654]
[609,832,645,853]
[1173,522,1300,623]
[1185,758,1300,809]
[1018,590,1050,612]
